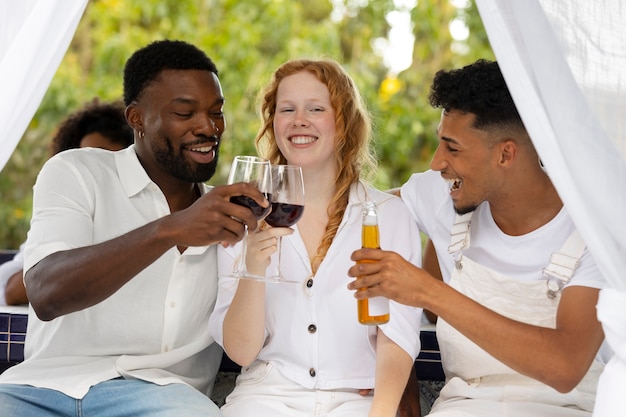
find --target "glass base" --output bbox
[239,274,300,284]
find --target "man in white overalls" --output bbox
[348,59,606,416]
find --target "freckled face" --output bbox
[273,71,336,172]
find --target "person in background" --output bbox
[349,59,605,416]
[0,99,133,306]
[209,59,423,417]
[0,39,268,416]
[49,99,133,154]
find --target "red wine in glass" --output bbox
[265,202,304,227]
[230,193,272,219]
[224,156,272,278]
[265,164,305,283]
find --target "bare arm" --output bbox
[428,283,602,392]
[222,226,293,366]
[421,239,442,323]
[348,248,604,393]
[387,187,441,323]
[369,330,415,417]
[222,278,266,366]
[5,270,28,305]
[398,367,421,417]
[26,183,265,321]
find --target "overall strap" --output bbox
[448,212,473,269]
[542,229,586,299]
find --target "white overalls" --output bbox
[428,213,604,417]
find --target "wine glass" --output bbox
[264,164,305,283]
[225,156,272,278]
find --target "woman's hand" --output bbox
[245,225,294,277]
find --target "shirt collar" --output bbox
[115,145,213,198]
[115,145,153,198]
[347,181,396,207]
[342,181,396,228]
[115,145,213,255]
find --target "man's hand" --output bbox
[347,248,431,308]
[245,226,293,276]
[167,182,270,248]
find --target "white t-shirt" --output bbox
[401,169,604,290]
[209,183,424,390]
[0,146,222,398]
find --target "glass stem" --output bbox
[275,235,283,278]
[238,226,249,275]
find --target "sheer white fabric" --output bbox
[476,1,626,415]
[0,0,87,171]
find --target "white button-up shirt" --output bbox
[210,183,423,389]
[0,146,222,398]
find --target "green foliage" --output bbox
[0,0,493,248]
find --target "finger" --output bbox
[219,216,248,244]
[347,263,364,277]
[250,235,279,251]
[267,227,294,237]
[249,227,293,243]
[352,284,379,299]
[211,183,269,229]
[347,271,380,290]
[350,248,384,262]
[257,244,279,258]
[242,183,271,209]
[227,204,259,230]
[348,260,381,278]
[224,182,270,209]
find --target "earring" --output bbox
[538,156,547,174]
[137,130,144,139]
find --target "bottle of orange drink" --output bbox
[357,201,390,325]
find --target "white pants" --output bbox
[429,398,590,417]
[221,361,373,417]
[427,376,593,416]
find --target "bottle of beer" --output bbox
[357,201,390,325]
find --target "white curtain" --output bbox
[475,1,626,416]
[0,0,87,171]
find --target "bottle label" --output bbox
[368,296,389,316]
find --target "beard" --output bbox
[153,139,218,183]
[453,203,478,215]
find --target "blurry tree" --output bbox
[0,0,492,248]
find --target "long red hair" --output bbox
[255,59,377,273]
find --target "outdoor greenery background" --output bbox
[0,0,493,249]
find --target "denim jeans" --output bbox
[0,378,222,417]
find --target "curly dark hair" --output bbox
[123,40,218,106]
[49,100,133,155]
[428,59,524,131]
